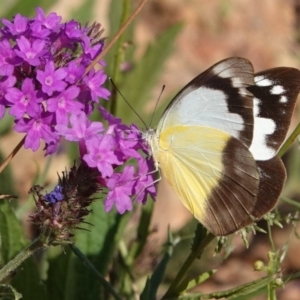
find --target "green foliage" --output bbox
[0,0,55,19]
[0,202,46,299]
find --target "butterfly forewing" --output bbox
[158,57,255,147]
[248,67,300,160]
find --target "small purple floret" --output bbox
[44,185,64,203]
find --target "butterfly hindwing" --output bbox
[158,57,255,147]
[156,125,259,236]
[252,156,286,218]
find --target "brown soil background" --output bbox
[2,0,300,299]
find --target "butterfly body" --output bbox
[146,57,300,236]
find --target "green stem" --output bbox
[267,221,275,252]
[162,232,215,299]
[0,236,45,283]
[277,121,300,157]
[109,0,131,116]
[281,196,300,209]
[69,245,122,300]
[175,273,275,299]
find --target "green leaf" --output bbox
[46,199,129,300]
[126,197,154,264]
[178,270,217,292]
[0,202,45,299]
[44,247,73,300]
[12,259,47,300]
[0,202,24,263]
[140,229,174,300]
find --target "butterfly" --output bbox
[145,57,300,236]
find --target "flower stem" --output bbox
[0,235,45,283]
[109,0,131,116]
[69,244,122,300]
[85,0,149,75]
[277,121,300,157]
[0,136,25,174]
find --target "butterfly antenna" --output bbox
[149,85,165,128]
[109,78,148,129]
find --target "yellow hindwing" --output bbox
[152,125,259,236]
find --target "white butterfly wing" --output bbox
[157,57,255,147]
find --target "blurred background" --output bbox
[1,0,300,299]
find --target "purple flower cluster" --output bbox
[57,107,156,213]
[0,7,109,154]
[0,8,156,214]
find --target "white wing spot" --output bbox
[253,97,260,116]
[280,96,288,103]
[249,98,277,160]
[255,77,273,86]
[271,85,285,95]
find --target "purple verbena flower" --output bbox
[15,36,45,66]
[2,14,28,36]
[0,39,22,76]
[56,111,104,142]
[14,108,58,152]
[47,86,82,125]
[65,61,85,84]
[37,61,67,96]
[83,69,110,101]
[105,166,135,214]
[83,135,121,178]
[0,75,16,119]
[65,20,83,39]
[6,78,41,119]
[34,7,62,30]
[115,128,141,160]
[134,158,156,204]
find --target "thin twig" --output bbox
[84,0,149,75]
[278,121,300,157]
[0,136,25,174]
